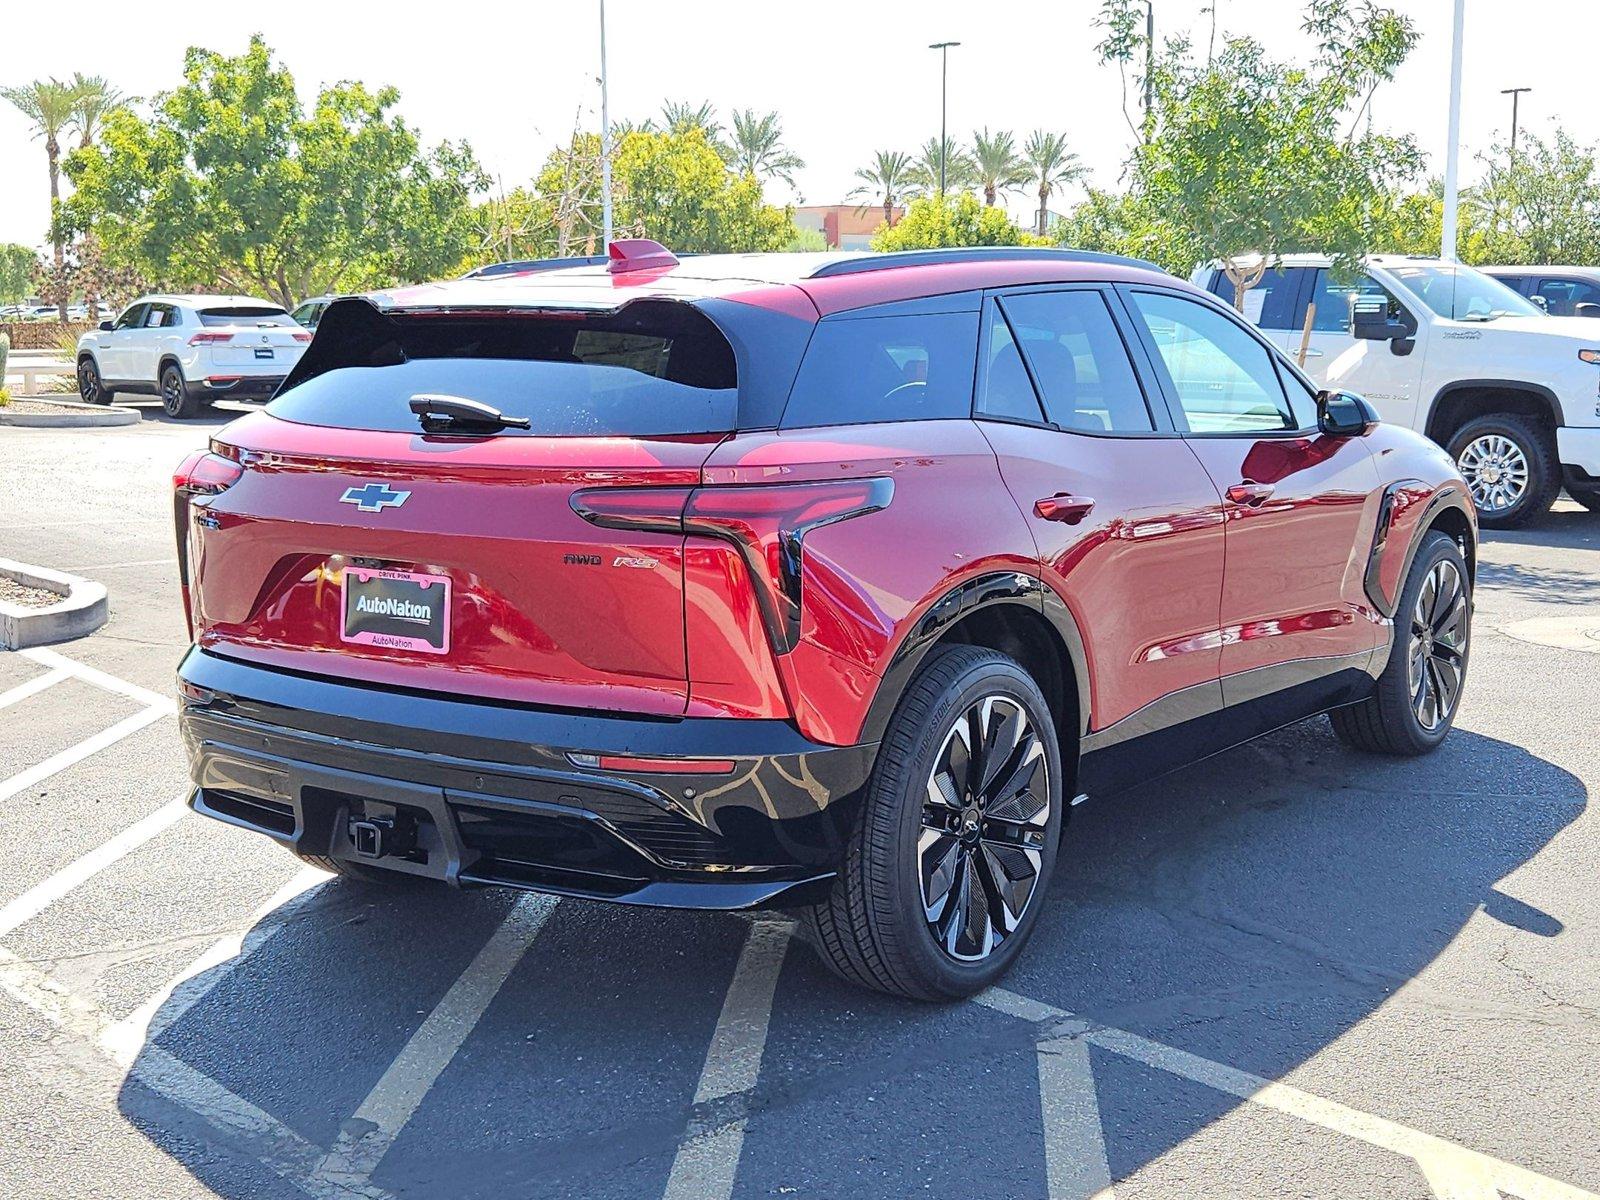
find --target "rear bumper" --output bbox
[177,649,876,909]
[196,374,285,400]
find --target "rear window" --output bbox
[781,311,979,429]
[267,299,738,437]
[200,306,292,327]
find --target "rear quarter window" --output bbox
[781,310,979,429]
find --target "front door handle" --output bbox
[1035,494,1095,524]
[1225,481,1275,506]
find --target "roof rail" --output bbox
[806,246,1165,279]
[460,255,608,280]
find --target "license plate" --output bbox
[342,567,451,654]
[255,347,275,360]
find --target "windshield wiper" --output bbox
[408,393,532,433]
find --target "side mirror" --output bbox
[1576,302,1600,319]
[1318,390,1378,437]
[1529,294,1549,313]
[1351,295,1405,341]
[99,320,114,332]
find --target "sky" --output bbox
[2,0,1597,250]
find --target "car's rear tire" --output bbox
[161,363,200,419]
[1330,531,1470,756]
[804,645,1063,1001]
[1447,413,1559,529]
[290,849,434,886]
[77,356,108,405]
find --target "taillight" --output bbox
[173,450,244,495]
[573,478,893,653]
[188,331,233,345]
[292,331,312,343]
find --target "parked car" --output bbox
[76,295,310,418]
[291,294,333,331]
[1192,255,1600,526]
[173,242,1475,999]
[1481,266,1600,319]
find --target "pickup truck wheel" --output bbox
[1331,531,1470,756]
[1447,413,1559,529]
[804,646,1063,1001]
[77,357,108,405]
[160,364,201,419]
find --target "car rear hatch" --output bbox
[181,297,742,715]
[193,305,308,372]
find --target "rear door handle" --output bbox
[1225,481,1275,506]
[1034,494,1095,524]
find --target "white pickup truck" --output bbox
[1191,255,1600,527]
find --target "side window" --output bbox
[782,310,979,429]
[1129,291,1297,435]
[997,291,1154,433]
[1206,267,1302,330]
[113,303,148,331]
[1534,278,1600,317]
[1309,269,1404,333]
[144,304,171,328]
[976,305,1046,423]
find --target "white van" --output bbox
[1191,255,1600,527]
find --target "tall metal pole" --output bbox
[1144,2,1154,125]
[1501,86,1530,154]
[599,0,613,247]
[1441,0,1465,262]
[929,42,960,196]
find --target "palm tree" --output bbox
[909,136,977,198]
[2,78,78,320]
[1023,130,1085,238]
[728,109,804,190]
[653,99,729,159]
[67,73,126,151]
[971,128,1028,208]
[849,150,914,229]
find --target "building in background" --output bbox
[792,204,903,250]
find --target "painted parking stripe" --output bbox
[976,987,1598,1200]
[0,666,69,712]
[661,920,791,1200]
[314,893,559,1188]
[0,704,172,805]
[0,796,188,940]
[20,645,175,711]
[102,866,330,1067]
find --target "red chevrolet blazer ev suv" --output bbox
[174,242,1476,999]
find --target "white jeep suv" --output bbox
[76,295,310,419]
[1192,255,1600,527]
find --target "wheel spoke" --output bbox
[977,699,1025,797]
[984,738,1046,824]
[1430,652,1461,716]
[920,831,961,922]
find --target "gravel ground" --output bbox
[0,576,63,607]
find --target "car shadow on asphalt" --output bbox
[117,717,1584,1199]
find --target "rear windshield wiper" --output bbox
[408,393,532,433]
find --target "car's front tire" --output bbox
[160,363,201,419]
[805,645,1063,1001]
[1331,530,1470,756]
[77,356,108,405]
[1447,413,1559,529]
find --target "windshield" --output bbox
[1388,264,1543,322]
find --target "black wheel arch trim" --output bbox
[1424,379,1563,444]
[1363,480,1476,620]
[860,571,1091,747]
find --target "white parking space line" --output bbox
[60,558,179,573]
[976,988,1600,1200]
[0,797,188,940]
[1037,1033,1116,1200]
[20,645,176,711]
[314,893,559,1188]
[0,705,173,805]
[0,666,69,712]
[102,867,330,1068]
[661,920,791,1200]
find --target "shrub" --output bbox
[0,386,12,408]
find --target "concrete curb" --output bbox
[0,559,109,649]
[0,398,140,428]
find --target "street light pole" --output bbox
[1501,86,1531,154]
[1441,0,1465,262]
[929,41,960,196]
[599,0,613,247]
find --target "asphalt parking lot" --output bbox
[2,404,1599,1199]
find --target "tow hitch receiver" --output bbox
[350,813,418,860]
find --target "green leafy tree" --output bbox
[1468,130,1600,265]
[471,185,557,265]
[1022,130,1085,238]
[613,128,795,253]
[62,38,487,308]
[873,193,1044,251]
[653,99,729,160]
[0,244,37,307]
[850,149,914,229]
[783,227,828,253]
[909,136,978,198]
[729,109,804,190]
[1096,0,1421,308]
[1056,186,1204,271]
[972,129,1028,207]
[2,78,78,319]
